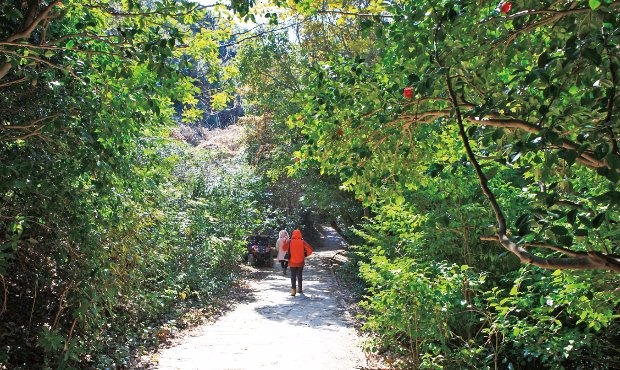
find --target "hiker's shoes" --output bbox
[290,288,296,296]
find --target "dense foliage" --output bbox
[293,0,620,272]
[2,0,619,368]
[237,0,620,368]
[0,0,269,367]
[236,31,364,226]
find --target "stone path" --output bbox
[153,226,370,370]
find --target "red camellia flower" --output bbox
[500,1,512,13]
[403,87,414,99]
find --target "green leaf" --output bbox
[578,216,592,227]
[518,222,531,236]
[589,0,601,9]
[582,48,603,66]
[550,226,568,235]
[509,286,519,296]
[537,52,549,68]
[606,152,620,170]
[592,212,605,228]
[515,213,529,227]
[594,143,609,160]
[558,149,577,166]
[574,229,588,237]
[566,209,577,224]
[545,193,557,207]
[558,235,573,246]
[492,128,505,141]
[601,190,620,206]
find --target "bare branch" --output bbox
[603,45,618,154]
[316,10,392,18]
[0,114,60,142]
[402,110,450,124]
[0,77,27,88]
[498,234,620,272]
[485,2,620,51]
[507,0,620,19]
[2,49,81,80]
[82,3,204,18]
[465,116,607,168]
[0,63,12,81]
[220,21,303,48]
[0,275,6,316]
[5,1,60,43]
[480,235,584,257]
[0,1,61,79]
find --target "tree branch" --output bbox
[496,2,620,49]
[480,235,584,257]
[604,44,618,154]
[0,275,6,316]
[464,116,605,168]
[315,10,392,18]
[0,1,61,80]
[444,62,620,273]
[220,21,303,48]
[0,77,27,88]
[1,49,81,80]
[0,62,12,81]
[6,1,59,43]
[82,3,204,18]
[399,104,609,169]
[0,114,60,142]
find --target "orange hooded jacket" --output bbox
[283,229,313,268]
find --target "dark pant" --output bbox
[279,260,288,269]
[290,266,304,291]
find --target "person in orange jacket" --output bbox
[282,229,313,296]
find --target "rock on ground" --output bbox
[153,225,372,370]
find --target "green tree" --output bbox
[237,28,366,227]
[292,0,620,272]
[0,0,254,366]
[228,0,620,367]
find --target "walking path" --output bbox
[153,226,372,370]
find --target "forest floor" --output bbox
[142,225,383,370]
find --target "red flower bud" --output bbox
[403,87,414,99]
[500,1,512,13]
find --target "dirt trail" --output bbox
[153,225,370,370]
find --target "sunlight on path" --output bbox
[155,226,368,370]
